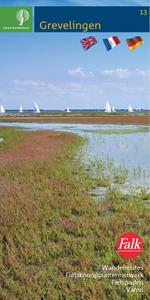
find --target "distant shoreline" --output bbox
[0,113,149,125]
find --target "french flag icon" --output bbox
[103,36,121,51]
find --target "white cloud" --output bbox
[65,83,82,92]
[102,68,150,79]
[14,80,63,93]
[14,80,45,87]
[13,79,104,97]
[103,68,130,78]
[68,67,94,78]
[135,69,150,76]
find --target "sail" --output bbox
[105,101,111,112]
[112,107,116,112]
[128,104,133,112]
[19,105,23,113]
[65,107,71,113]
[34,102,40,113]
[0,105,5,113]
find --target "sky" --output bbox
[0,0,149,110]
[0,0,149,6]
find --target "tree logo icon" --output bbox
[16,9,30,26]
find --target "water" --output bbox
[83,130,150,185]
[0,122,149,190]
[2,109,150,114]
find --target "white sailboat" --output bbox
[65,107,71,113]
[19,104,23,113]
[105,101,111,113]
[34,102,40,113]
[0,105,5,114]
[128,104,133,112]
[112,107,116,112]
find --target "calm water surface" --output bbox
[0,122,149,189]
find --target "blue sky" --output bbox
[0,0,149,110]
[0,0,149,6]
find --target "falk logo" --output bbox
[16,9,30,26]
[116,232,143,259]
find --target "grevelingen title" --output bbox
[39,20,101,32]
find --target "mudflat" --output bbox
[0,114,149,124]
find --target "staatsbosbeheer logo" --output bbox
[16,9,30,26]
[0,7,32,32]
[116,232,143,259]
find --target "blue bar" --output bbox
[34,6,149,33]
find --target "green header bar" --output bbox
[0,7,32,32]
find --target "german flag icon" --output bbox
[126,36,144,51]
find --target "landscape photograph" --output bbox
[0,1,150,299]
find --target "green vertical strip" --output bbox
[0,7,32,32]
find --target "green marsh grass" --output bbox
[0,127,24,149]
[83,127,150,134]
[0,127,149,299]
